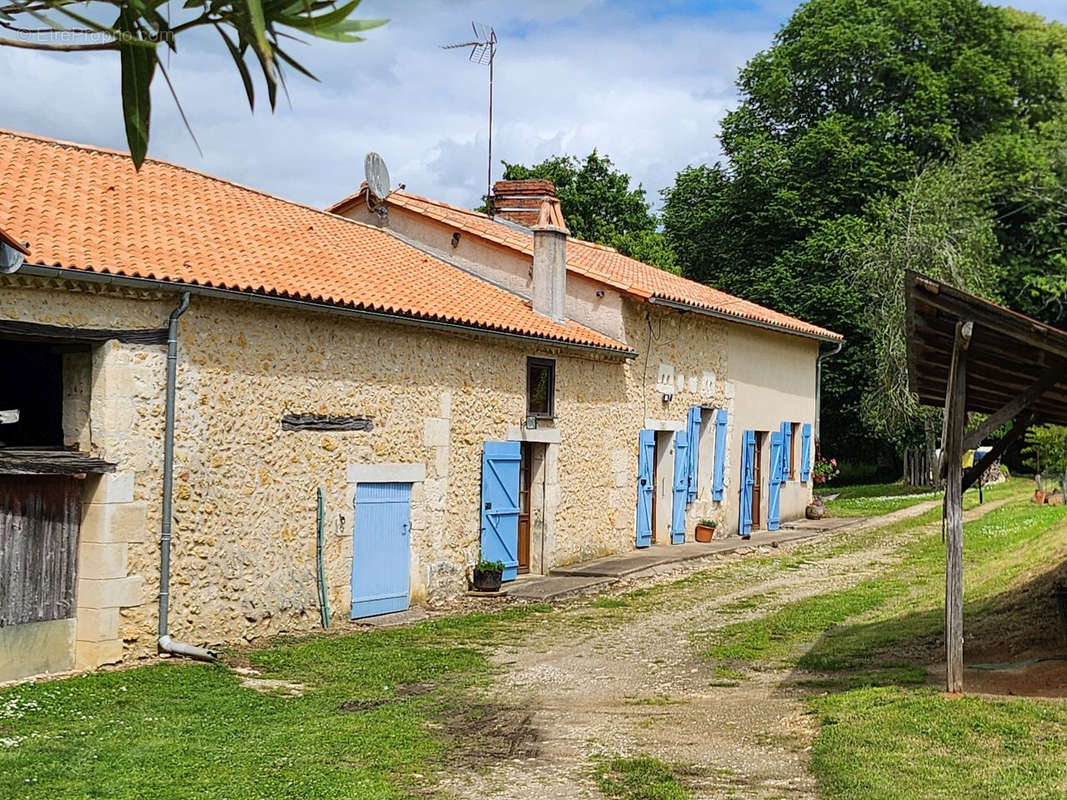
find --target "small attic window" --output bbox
[526,358,555,419]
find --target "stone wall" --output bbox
[1,271,820,676]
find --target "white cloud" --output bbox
[0,0,1062,213]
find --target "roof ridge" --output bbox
[0,127,387,237]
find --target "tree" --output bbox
[0,0,387,167]
[847,151,1000,452]
[500,151,676,271]
[663,0,1067,458]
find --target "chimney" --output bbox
[530,196,569,322]
[491,179,558,227]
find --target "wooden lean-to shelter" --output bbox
[906,271,1067,692]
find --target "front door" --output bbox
[351,482,412,619]
[517,442,532,574]
[481,440,521,581]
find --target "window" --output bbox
[789,422,802,479]
[526,357,555,418]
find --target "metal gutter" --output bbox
[19,264,636,360]
[647,296,843,344]
[157,292,218,663]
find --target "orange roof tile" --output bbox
[331,189,842,342]
[0,130,632,356]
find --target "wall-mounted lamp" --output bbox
[595,289,605,298]
[451,232,461,248]
[525,415,538,430]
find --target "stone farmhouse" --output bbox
[0,131,840,683]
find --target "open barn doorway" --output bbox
[0,339,65,447]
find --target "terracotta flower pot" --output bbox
[695,523,716,543]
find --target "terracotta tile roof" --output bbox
[331,189,842,342]
[0,130,632,355]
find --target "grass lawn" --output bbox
[0,606,551,800]
[823,476,1022,517]
[703,485,1067,799]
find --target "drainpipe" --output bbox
[815,340,844,446]
[157,292,218,662]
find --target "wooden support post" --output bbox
[943,320,972,694]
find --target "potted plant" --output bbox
[695,518,717,543]
[812,455,840,485]
[472,559,505,592]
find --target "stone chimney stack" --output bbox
[530,196,569,322]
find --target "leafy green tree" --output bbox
[500,151,675,271]
[848,151,1000,448]
[663,0,1067,458]
[1023,425,1067,483]
[0,0,386,166]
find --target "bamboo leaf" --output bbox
[215,23,255,109]
[116,11,157,169]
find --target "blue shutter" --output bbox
[480,441,521,581]
[635,429,655,548]
[781,422,793,483]
[768,431,783,531]
[672,430,689,544]
[800,423,813,482]
[739,430,755,535]
[686,406,701,504]
[712,409,728,501]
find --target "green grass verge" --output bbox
[824,477,1022,517]
[593,756,691,800]
[705,496,1067,674]
[811,687,1067,800]
[0,606,550,799]
[700,482,1067,799]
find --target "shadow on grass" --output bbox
[788,555,1067,694]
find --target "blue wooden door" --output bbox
[767,431,783,531]
[351,482,412,619]
[739,430,755,535]
[671,430,689,544]
[635,429,655,548]
[481,441,521,581]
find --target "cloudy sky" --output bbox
[2,0,1065,211]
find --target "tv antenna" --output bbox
[442,22,497,211]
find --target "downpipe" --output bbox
[158,292,218,663]
[815,340,844,445]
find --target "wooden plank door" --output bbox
[635,430,655,548]
[0,476,80,626]
[517,442,532,574]
[480,441,521,581]
[351,482,412,619]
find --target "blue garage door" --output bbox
[351,482,412,619]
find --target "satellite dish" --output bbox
[364,152,391,201]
